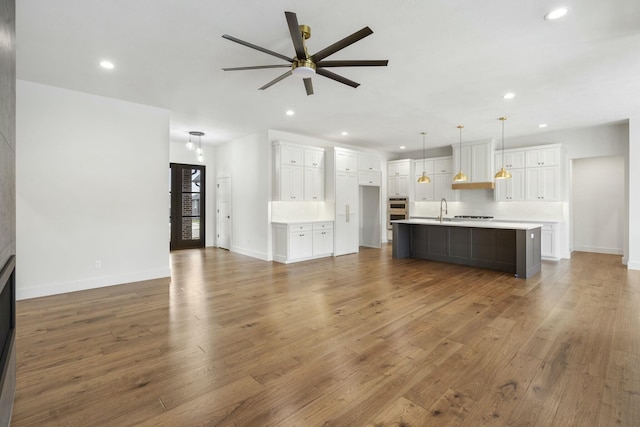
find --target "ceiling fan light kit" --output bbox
[222,11,388,95]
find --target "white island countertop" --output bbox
[394,218,543,231]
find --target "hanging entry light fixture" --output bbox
[189,131,205,162]
[494,117,512,179]
[453,125,468,182]
[417,132,431,183]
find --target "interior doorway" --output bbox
[170,163,205,250]
[571,155,624,255]
[217,176,231,250]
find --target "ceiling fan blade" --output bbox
[316,60,389,67]
[259,70,293,90]
[316,68,360,88]
[303,78,314,96]
[311,27,373,62]
[222,34,293,63]
[222,64,291,71]
[285,12,306,60]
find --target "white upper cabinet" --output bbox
[304,148,325,169]
[336,150,358,172]
[304,167,325,201]
[280,144,304,166]
[358,154,380,172]
[273,141,325,201]
[526,166,560,201]
[495,168,525,201]
[387,160,411,177]
[526,147,560,167]
[451,139,495,182]
[496,151,526,169]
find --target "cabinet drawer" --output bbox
[313,222,333,231]
[289,223,313,232]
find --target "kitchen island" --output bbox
[392,219,542,278]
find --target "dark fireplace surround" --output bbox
[0,256,16,426]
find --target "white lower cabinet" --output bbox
[313,222,334,256]
[273,222,334,263]
[541,223,560,261]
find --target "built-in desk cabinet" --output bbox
[273,222,334,263]
[273,141,325,201]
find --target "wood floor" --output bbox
[10,245,640,426]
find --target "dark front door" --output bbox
[170,163,205,250]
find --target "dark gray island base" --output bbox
[392,220,542,278]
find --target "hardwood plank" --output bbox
[10,247,637,426]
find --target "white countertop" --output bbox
[394,218,543,230]
[271,219,333,225]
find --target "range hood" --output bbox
[451,181,495,190]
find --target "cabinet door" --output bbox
[388,160,410,176]
[304,149,325,168]
[336,150,357,172]
[526,148,560,167]
[334,214,358,255]
[433,158,453,174]
[358,154,380,172]
[496,168,525,201]
[541,226,556,259]
[415,175,434,201]
[433,173,450,200]
[359,170,381,186]
[313,228,334,256]
[389,175,409,197]
[290,231,313,260]
[281,145,304,166]
[281,164,304,200]
[304,168,324,201]
[336,171,358,213]
[509,169,525,201]
[539,166,559,200]
[526,166,559,201]
[470,143,491,182]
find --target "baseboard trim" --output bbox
[572,246,624,256]
[230,246,269,261]
[17,268,171,300]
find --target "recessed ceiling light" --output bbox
[538,123,548,128]
[99,60,114,69]
[400,146,406,150]
[545,7,569,20]
[503,92,515,99]
[341,131,348,136]
[285,110,295,116]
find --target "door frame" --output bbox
[170,163,205,251]
[216,175,231,250]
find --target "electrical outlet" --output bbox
[95,260,101,269]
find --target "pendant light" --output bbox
[185,133,195,151]
[417,132,431,183]
[453,125,468,182]
[189,131,205,162]
[494,117,512,179]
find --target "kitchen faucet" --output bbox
[439,197,448,222]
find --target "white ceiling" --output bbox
[15,0,640,153]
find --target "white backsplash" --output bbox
[271,201,335,222]
[411,198,567,222]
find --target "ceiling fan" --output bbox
[221,11,389,96]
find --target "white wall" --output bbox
[16,81,171,299]
[572,156,625,255]
[628,117,640,269]
[215,131,271,260]
[169,141,216,247]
